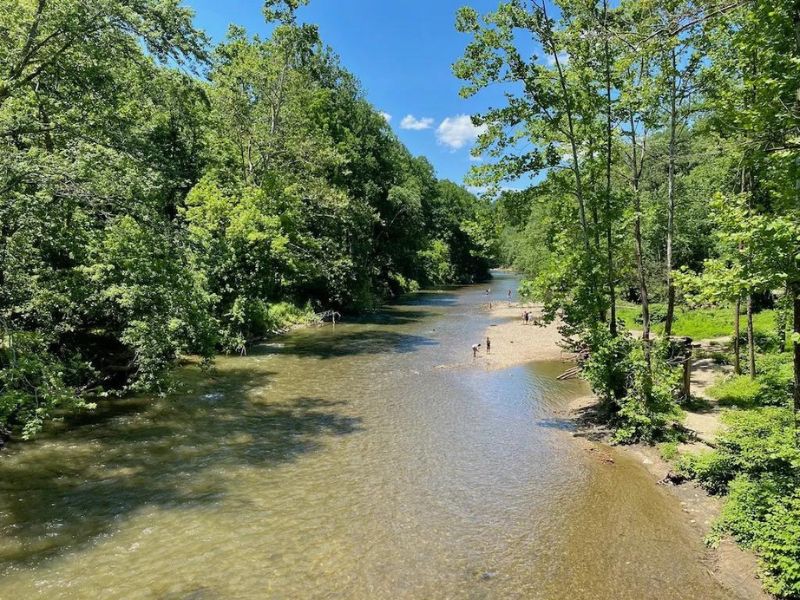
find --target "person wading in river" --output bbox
[472,343,481,358]
[486,337,491,353]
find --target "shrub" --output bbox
[755,492,800,598]
[678,408,798,494]
[681,407,800,596]
[756,353,794,407]
[648,304,669,325]
[0,334,96,440]
[581,325,633,404]
[678,449,736,494]
[265,301,316,331]
[708,354,793,408]
[612,343,682,444]
[659,440,679,461]
[737,330,783,354]
[714,476,800,598]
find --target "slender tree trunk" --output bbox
[747,293,756,378]
[603,0,617,337]
[588,141,602,254]
[542,1,602,322]
[792,0,800,444]
[733,298,741,375]
[664,47,678,338]
[630,112,651,368]
[778,282,789,352]
[588,143,605,325]
[793,284,800,441]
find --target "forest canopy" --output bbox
[0,0,498,440]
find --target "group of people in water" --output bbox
[472,287,537,358]
[472,287,519,358]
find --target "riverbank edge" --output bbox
[564,396,769,600]
[482,303,770,600]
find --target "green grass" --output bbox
[616,303,780,341]
[658,440,679,461]
[707,375,763,408]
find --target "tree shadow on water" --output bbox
[267,329,438,359]
[0,369,361,569]
[350,308,436,326]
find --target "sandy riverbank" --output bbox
[476,303,574,369]
[480,303,768,599]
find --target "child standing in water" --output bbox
[486,337,491,353]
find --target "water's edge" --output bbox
[0,272,741,599]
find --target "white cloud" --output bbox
[436,115,487,150]
[547,51,570,66]
[466,185,488,196]
[400,114,434,130]
[469,154,484,162]
[379,112,392,123]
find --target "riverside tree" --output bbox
[0,0,498,438]
[473,0,800,595]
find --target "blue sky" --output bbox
[186,0,509,187]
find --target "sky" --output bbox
[185,0,511,188]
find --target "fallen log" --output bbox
[557,366,581,380]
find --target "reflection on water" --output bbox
[0,273,730,599]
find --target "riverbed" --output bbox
[0,272,736,599]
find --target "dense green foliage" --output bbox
[0,0,497,441]
[679,409,800,596]
[457,0,800,595]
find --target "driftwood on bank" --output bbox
[557,366,581,380]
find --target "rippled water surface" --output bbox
[0,273,731,599]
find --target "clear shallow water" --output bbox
[0,272,731,599]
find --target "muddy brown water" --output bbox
[0,272,733,599]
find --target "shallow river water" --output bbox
[0,272,733,599]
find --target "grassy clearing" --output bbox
[616,302,780,341]
[707,375,763,408]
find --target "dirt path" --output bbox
[683,357,733,446]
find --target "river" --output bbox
[0,272,732,599]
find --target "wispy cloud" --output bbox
[400,114,434,130]
[379,112,392,123]
[546,51,570,66]
[466,185,488,196]
[436,115,487,150]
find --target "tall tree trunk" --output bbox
[747,293,756,378]
[542,1,602,322]
[792,0,800,445]
[664,47,678,338]
[733,298,741,375]
[793,284,800,442]
[778,282,790,352]
[603,0,617,337]
[630,112,651,368]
